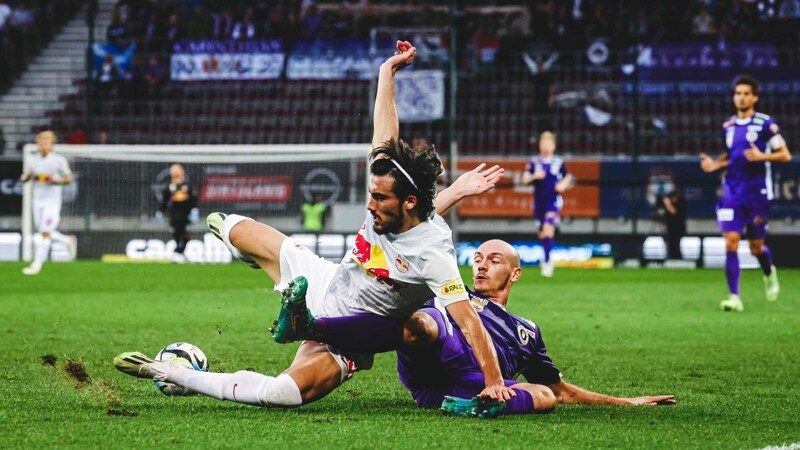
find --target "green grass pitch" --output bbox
[1,262,798,449]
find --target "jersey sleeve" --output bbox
[58,156,72,177]
[419,219,468,307]
[520,327,562,385]
[764,118,786,150]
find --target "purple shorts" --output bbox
[716,197,769,239]
[535,207,561,229]
[400,307,519,408]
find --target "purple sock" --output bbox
[755,246,773,276]
[503,388,534,415]
[542,238,555,262]
[726,251,740,296]
[312,313,404,353]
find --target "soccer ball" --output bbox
[153,342,209,396]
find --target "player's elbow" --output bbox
[782,151,792,162]
[534,388,557,414]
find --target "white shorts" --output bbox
[33,202,62,233]
[276,238,375,374]
[275,237,340,318]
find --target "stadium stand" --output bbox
[4,0,800,156]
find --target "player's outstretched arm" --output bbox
[445,301,516,402]
[435,163,504,215]
[20,170,32,182]
[699,152,729,172]
[547,379,675,406]
[372,40,415,149]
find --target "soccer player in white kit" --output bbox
[20,130,76,275]
[114,41,516,409]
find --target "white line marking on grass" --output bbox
[756,444,800,450]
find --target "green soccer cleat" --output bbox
[441,395,507,419]
[206,212,260,269]
[763,266,779,302]
[720,294,744,312]
[270,276,315,344]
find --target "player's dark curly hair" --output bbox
[369,138,443,219]
[734,74,760,95]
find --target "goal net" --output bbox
[22,144,371,263]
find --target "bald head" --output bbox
[472,239,522,306]
[169,163,185,183]
[478,239,520,267]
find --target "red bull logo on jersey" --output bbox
[35,173,50,183]
[352,233,397,288]
[395,256,409,273]
[441,279,465,296]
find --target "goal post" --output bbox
[22,143,372,262]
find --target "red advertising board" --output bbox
[456,158,600,218]
[201,175,292,202]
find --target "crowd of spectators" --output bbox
[106,0,800,57]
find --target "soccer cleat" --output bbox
[22,264,41,276]
[763,266,779,302]
[441,396,507,419]
[540,261,554,278]
[271,276,315,343]
[206,212,259,269]
[720,294,744,312]
[113,351,180,381]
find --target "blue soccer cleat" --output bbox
[441,395,507,419]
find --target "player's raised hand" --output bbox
[744,143,765,161]
[479,384,517,402]
[699,153,716,172]
[627,395,676,406]
[383,40,415,73]
[452,163,505,197]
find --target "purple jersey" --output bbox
[396,289,561,401]
[527,156,568,215]
[721,112,781,203]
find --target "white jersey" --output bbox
[28,152,71,205]
[322,213,469,319]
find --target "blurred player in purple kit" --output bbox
[522,131,573,277]
[699,75,791,312]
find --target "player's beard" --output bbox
[372,206,404,235]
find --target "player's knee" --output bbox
[403,312,438,347]
[260,373,302,407]
[749,241,763,254]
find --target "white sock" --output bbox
[49,231,69,245]
[32,236,51,268]
[169,369,302,407]
[222,214,255,261]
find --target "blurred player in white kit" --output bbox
[19,130,76,275]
